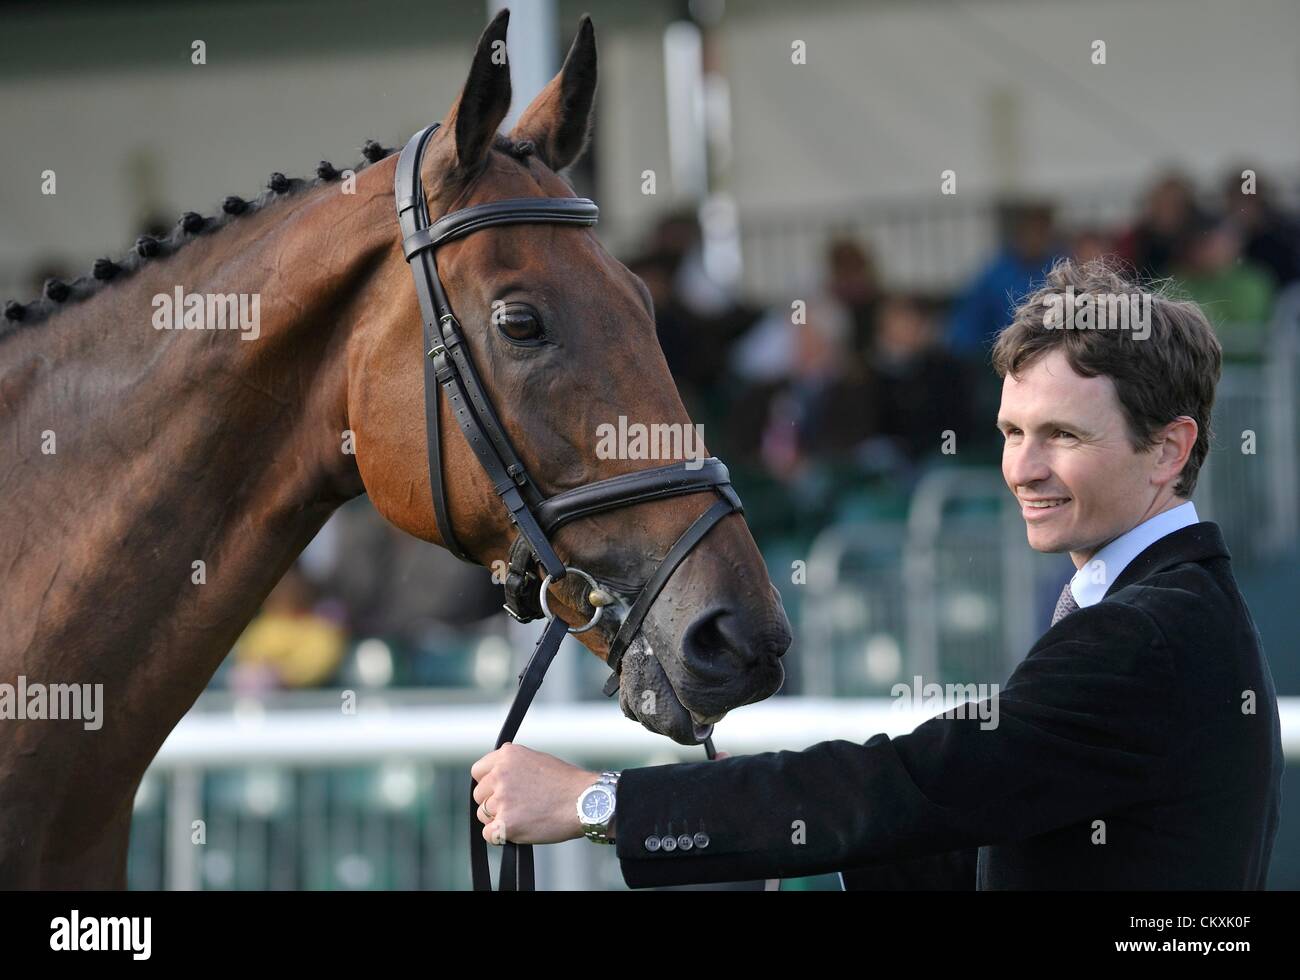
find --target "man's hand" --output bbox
[470,743,598,846]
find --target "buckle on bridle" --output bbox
[501,602,532,624]
[427,343,447,359]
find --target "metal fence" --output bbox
[130,697,1004,891]
[129,695,1300,890]
[1195,287,1300,562]
[800,469,1057,696]
[130,763,468,891]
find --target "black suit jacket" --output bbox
[614,522,1284,889]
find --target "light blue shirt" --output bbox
[1069,501,1200,607]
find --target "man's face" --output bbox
[997,349,1162,565]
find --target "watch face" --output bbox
[580,786,614,822]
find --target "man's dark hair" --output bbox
[991,258,1222,496]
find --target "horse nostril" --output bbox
[681,608,777,681]
[682,610,725,672]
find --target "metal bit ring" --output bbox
[539,567,605,634]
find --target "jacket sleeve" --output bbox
[838,846,978,890]
[615,602,1178,888]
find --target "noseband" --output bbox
[395,123,741,891]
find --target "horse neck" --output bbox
[0,162,398,767]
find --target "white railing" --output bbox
[138,695,1300,891]
[152,695,1300,769]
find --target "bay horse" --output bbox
[0,11,790,888]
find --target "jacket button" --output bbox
[677,834,693,851]
[644,835,661,852]
[693,832,710,849]
[661,835,677,852]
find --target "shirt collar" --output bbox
[1070,501,1200,607]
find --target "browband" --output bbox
[404,198,600,261]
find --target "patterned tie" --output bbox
[1051,579,1080,626]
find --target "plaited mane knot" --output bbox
[92,258,121,281]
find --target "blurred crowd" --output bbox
[223,165,1300,692]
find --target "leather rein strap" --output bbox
[394,123,747,891]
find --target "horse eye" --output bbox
[494,304,544,344]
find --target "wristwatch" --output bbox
[576,771,620,844]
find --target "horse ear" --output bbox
[442,8,513,176]
[508,15,597,172]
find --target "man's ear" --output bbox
[508,15,597,172]
[440,8,513,179]
[1155,416,1198,488]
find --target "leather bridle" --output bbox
[395,123,741,891]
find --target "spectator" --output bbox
[1221,167,1300,289]
[1170,215,1274,357]
[947,200,1062,358]
[825,237,883,356]
[231,568,346,691]
[647,209,731,318]
[727,294,873,479]
[1069,228,1114,267]
[1115,171,1205,280]
[633,213,763,425]
[867,294,970,465]
[626,248,697,384]
[313,497,501,643]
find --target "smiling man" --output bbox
[471,258,1284,890]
